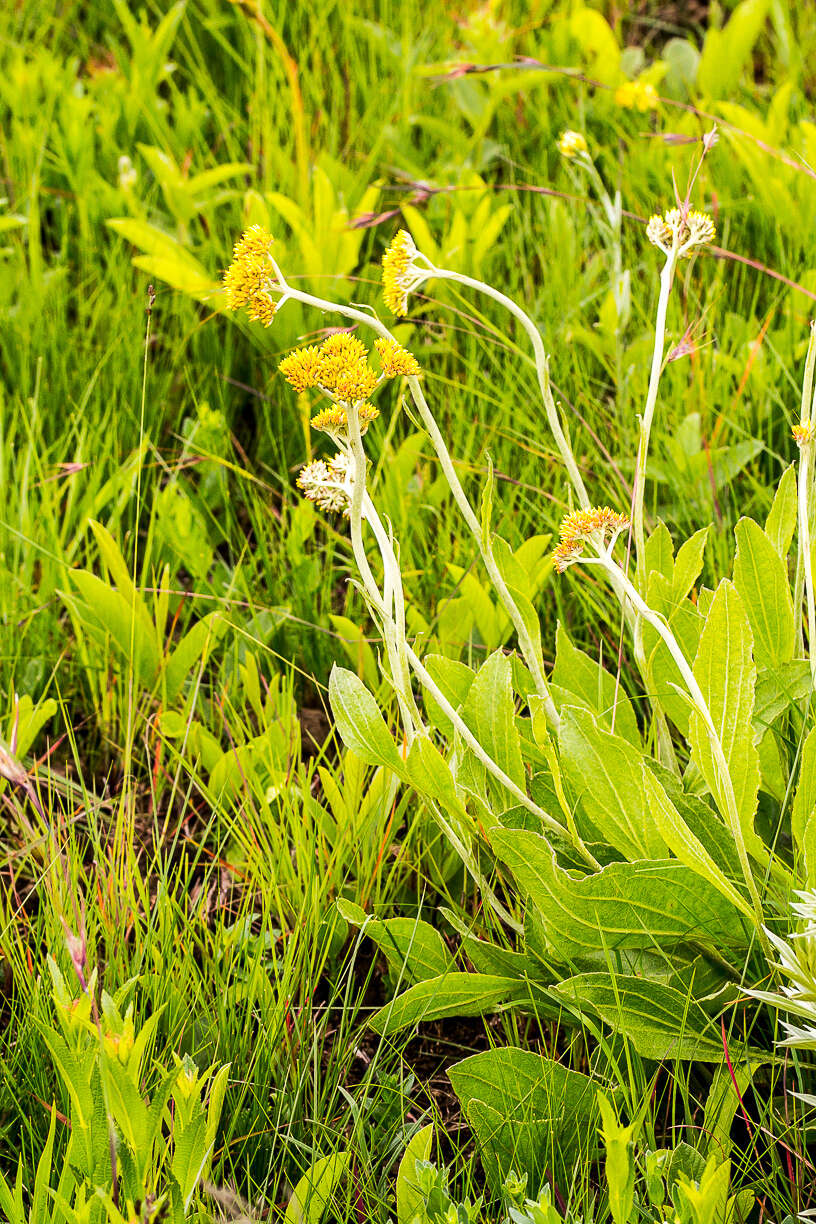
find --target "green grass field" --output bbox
[2,1,816,1220]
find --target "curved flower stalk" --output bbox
[792,321,816,680]
[633,206,717,587]
[382,230,590,511]
[553,507,767,938]
[222,226,560,729]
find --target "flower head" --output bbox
[793,423,814,447]
[278,345,324,393]
[615,78,659,112]
[382,229,425,316]
[223,225,278,324]
[296,454,352,515]
[375,338,422,378]
[557,130,588,159]
[280,334,380,405]
[553,506,630,572]
[311,402,379,440]
[646,206,716,257]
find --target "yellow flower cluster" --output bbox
[222,225,278,326]
[310,403,380,439]
[280,333,423,447]
[646,207,716,256]
[793,423,814,447]
[557,130,588,159]
[382,229,421,315]
[375,337,422,378]
[553,506,630,573]
[615,78,659,112]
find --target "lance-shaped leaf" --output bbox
[328,666,406,775]
[552,974,728,1062]
[733,517,794,671]
[492,828,751,959]
[689,580,761,850]
[559,708,665,860]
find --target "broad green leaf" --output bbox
[552,973,728,1061]
[673,527,709,603]
[559,708,664,860]
[368,973,530,1035]
[644,522,674,582]
[643,769,754,923]
[461,649,525,792]
[65,572,160,687]
[132,253,217,298]
[165,611,226,703]
[328,666,405,774]
[792,726,816,849]
[514,534,553,596]
[337,899,454,984]
[396,1124,434,1224]
[406,734,469,825]
[421,654,474,737]
[448,1047,597,1191]
[88,519,158,653]
[733,517,794,670]
[765,464,797,558]
[444,565,502,650]
[492,829,750,958]
[285,1152,350,1224]
[552,624,640,745]
[689,580,761,847]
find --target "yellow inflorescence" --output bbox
[278,345,324,393]
[279,333,378,403]
[557,130,588,159]
[553,506,630,573]
[615,78,659,112]
[311,403,380,438]
[382,230,417,316]
[222,225,278,324]
[793,423,814,447]
[375,338,422,378]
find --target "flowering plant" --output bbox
[223,133,814,1192]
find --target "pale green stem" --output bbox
[589,551,767,936]
[427,267,590,510]
[343,407,419,744]
[404,643,601,872]
[360,486,425,735]
[633,248,678,588]
[272,276,560,729]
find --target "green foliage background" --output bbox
[1,0,816,1218]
